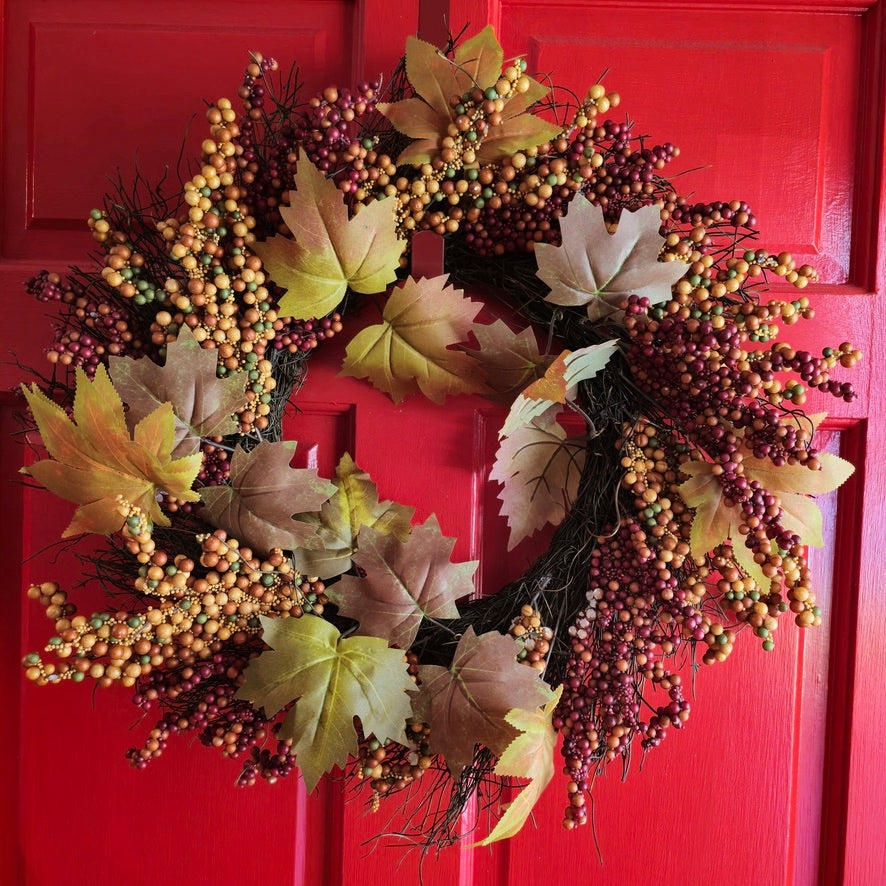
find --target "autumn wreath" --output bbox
[19,26,859,848]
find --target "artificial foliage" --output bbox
[17,24,861,851]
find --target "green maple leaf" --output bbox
[470,685,562,846]
[328,514,476,648]
[293,453,414,579]
[109,326,246,457]
[237,615,414,791]
[411,627,550,776]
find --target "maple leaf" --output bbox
[377,28,560,166]
[293,453,414,580]
[536,198,686,322]
[328,514,476,648]
[461,319,554,400]
[471,685,562,846]
[490,407,587,551]
[109,326,246,458]
[499,341,617,438]
[251,148,405,321]
[200,441,336,555]
[340,275,488,404]
[411,627,550,776]
[237,615,414,791]
[21,365,201,537]
[678,446,854,587]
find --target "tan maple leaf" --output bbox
[377,27,560,166]
[536,198,687,322]
[21,365,201,536]
[490,407,587,550]
[292,453,414,580]
[236,615,414,791]
[251,148,405,321]
[339,275,489,404]
[411,627,551,776]
[328,514,476,648]
[200,441,336,555]
[109,326,246,457]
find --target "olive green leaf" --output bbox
[237,615,414,790]
[293,453,414,580]
[470,685,562,846]
[340,275,488,404]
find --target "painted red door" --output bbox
[2,1,884,884]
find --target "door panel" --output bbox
[3,1,883,884]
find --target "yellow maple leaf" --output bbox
[251,148,405,321]
[470,685,562,846]
[339,275,489,404]
[678,439,854,586]
[21,365,202,537]
[377,27,560,166]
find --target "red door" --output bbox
[2,1,884,884]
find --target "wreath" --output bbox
[18,26,859,849]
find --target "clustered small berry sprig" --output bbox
[18,25,858,849]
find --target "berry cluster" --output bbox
[553,247,858,825]
[27,270,147,375]
[509,604,554,671]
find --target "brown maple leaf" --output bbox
[200,441,336,554]
[411,627,550,776]
[328,514,476,648]
[109,326,246,457]
[470,685,561,846]
[461,319,554,401]
[490,407,587,550]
